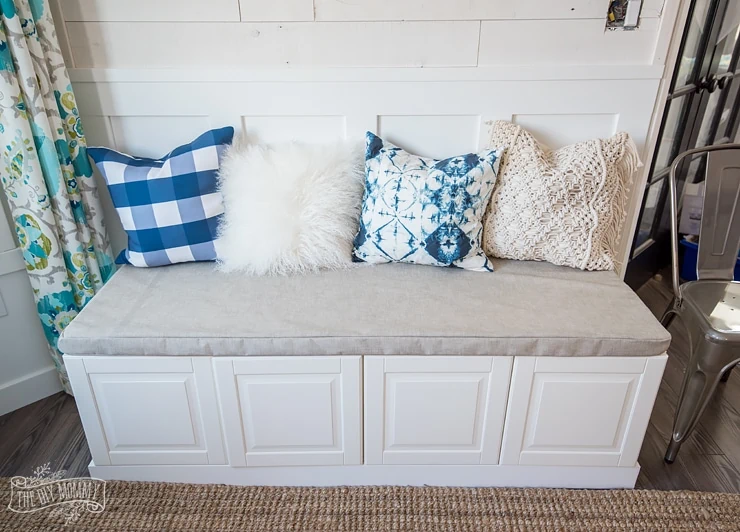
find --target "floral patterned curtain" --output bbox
[0,0,114,393]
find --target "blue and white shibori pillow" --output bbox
[88,127,234,267]
[353,132,503,272]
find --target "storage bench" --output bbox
[60,259,671,488]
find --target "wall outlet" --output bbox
[607,0,642,30]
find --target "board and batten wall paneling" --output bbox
[72,74,660,266]
[242,116,347,144]
[378,116,481,159]
[511,114,619,149]
[70,79,658,146]
[109,116,212,158]
[66,21,481,68]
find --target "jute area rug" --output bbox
[2,481,739,531]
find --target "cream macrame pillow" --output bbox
[483,121,641,271]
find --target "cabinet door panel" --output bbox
[364,356,513,465]
[214,356,362,467]
[500,355,666,467]
[65,356,224,466]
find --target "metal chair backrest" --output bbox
[699,148,740,280]
[668,144,740,300]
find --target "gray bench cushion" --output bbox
[59,259,670,357]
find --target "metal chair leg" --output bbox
[720,363,736,383]
[661,298,677,329]
[665,337,740,463]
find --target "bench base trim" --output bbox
[88,462,641,489]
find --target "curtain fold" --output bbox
[0,0,114,393]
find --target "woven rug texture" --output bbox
[2,481,739,531]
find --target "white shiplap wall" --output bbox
[57,0,669,68]
[50,0,680,273]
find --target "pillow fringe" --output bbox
[602,135,642,271]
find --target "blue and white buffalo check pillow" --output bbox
[89,127,234,267]
[353,132,502,272]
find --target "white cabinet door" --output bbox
[500,355,667,467]
[364,356,513,465]
[213,356,362,467]
[65,356,225,466]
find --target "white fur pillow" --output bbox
[216,138,365,275]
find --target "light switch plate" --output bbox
[624,0,642,28]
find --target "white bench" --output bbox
[60,259,670,488]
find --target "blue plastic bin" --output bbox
[679,239,740,281]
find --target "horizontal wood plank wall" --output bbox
[59,0,242,22]
[479,18,661,66]
[312,0,667,21]
[52,0,678,274]
[60,0,667,22]
[66,21,482,68]
[57,0,669,69]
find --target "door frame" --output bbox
[626,0,736,287]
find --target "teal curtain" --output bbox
[0,0,114,393]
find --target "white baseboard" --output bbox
[0,365,63,416]
[88,462,641,489]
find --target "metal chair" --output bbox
[662,143,740,463]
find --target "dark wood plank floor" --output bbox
[0,390,91,478]
[1,272,738,490]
